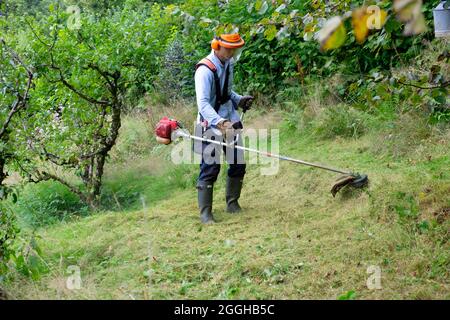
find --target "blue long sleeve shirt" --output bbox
[195,51,243,127]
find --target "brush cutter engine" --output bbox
[155,117,179,145]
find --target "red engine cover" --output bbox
[155,117,179,139]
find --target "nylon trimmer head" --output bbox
[330,173,369,197]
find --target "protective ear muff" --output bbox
[211,36,220,50]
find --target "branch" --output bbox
[0,39,34,139]
[78,105,120,160]
[74,29,96,51]
[49,61,110,106]
[29,19,111,106]
[11,158,34,182]
[87,63,115,92]
[122,62,138,68]
[24,19,51,48]
[0,38,33,75]
[41,147,77,167]
[37,171,88,203]
[397,80,450,90]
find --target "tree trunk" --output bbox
[92,153,106,205]
[0,156,6,187]
[82,101,122,208]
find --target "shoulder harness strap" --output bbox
[196,58,217,73]
[196,58,230,113]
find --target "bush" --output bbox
[153,37,192,100]
[312,104,372,139]
[13,181,89,228]
[1,202,47,286]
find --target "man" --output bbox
[194,33,254,224]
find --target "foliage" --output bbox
[0,38,34,189]
[1,202,46,283]
[4,2,178,207]
[161,0,443,95]
[0,30,35,285]
[152,37,191,101]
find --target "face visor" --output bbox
[233,47,244,62]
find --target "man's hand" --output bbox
[217,120,239,142]
[238,95,254,112]
[217,120,233,137]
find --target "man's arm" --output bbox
[230,91,243,108]
[195,66,226,126]
[232,91,254,112]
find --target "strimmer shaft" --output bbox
[175,130,352,175]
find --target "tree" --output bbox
[0,38,33,190]
[0,38,33,283]
[16,3,176,207]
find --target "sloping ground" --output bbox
[4,112,449,299]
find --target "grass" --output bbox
[3,108,449,300]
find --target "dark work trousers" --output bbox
[197,133,246,183]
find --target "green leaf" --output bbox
[247,2,255,13]
[256,0,269,15]
[417,220,430,232]
[31,237,43,256]
[275,4,286,13]
[434,95,447,105]
[264,25,277,41]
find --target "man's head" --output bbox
[211,34,245,62]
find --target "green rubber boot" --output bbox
[197,181,215,224]
[226,176,244,213]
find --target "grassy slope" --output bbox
[4,110,449,300]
